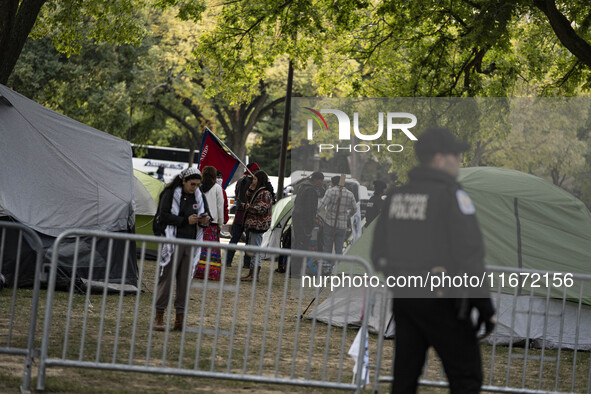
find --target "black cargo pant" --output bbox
[226,220,250,267]
[391,298,482,394]
[290,221,311,278]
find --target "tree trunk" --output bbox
[214,91,283,164]
[0,0,47,84]
[187,137,197,166]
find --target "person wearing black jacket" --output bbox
[290,171,324,277]
[226,163,258,268]
[371,127,496,394]
[365,179,387,227]
[153,167,210,332]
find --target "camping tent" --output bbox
[309,285,395,337]
[260,196,294,258]
[0,84,138,290]
[134,169,163,216]
[459,167,591,302]
[307,218,395,337]
[133,169,165,257]
[310,167,591,348]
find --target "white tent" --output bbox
[306,219,395,338]
[310,285,591,349]
[308,286,394,338]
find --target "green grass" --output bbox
[1,258,363,393]
[2,256,591,393]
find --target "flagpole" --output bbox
[204,126,255,176]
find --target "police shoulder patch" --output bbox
[456,189,475,215]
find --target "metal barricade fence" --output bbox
[0,221,44,392]
[372,265,591,394]
[36,230,375,392]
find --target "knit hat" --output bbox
[179,167,201,179]
[244,162,260,175]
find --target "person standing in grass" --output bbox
[154,167,210,332]
[194,166,225,281]
[318,175,357,255]
[290,171,324,277]
[240,170,273,282]
[372,128,496,393]
[226,163,259,268]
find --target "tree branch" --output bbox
[177,94,205,121]
[554,60,581,88]
[150,100,200,137]
[534,0,591,68]
[211,102,233,136]
[243,92,268,134]
[233,0,293,47]
[260,96,285,114]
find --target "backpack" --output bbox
[276,224,292,273]
[152,194,167,236]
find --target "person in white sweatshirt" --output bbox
[194,166,225,280]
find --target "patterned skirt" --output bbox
[194,225,222,281]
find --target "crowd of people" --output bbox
[151,128,496,393]
[151,161,277,331]
[152,158,390,289]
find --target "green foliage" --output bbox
[186,0,591,99]
[153,0,207,22]
[247,102,289,176]
[31,0,151,55]
[9,37,165,141]
[8,0,591,204]
[192,0,345,103]
[484,99,590,194]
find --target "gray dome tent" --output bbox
[0,84,138,290]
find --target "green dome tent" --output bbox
[261,196,294,258]
[459,167,591,276]
[134,169,165,213]
[133,169,165,257]
[342,167,591,295]
[311,167,591,348]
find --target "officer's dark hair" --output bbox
[331,175,340,186]
[417,151,436,166]
[373,180,387,192]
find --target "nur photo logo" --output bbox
[303,107,418,153]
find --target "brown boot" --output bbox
[174,313,184,331]
[154,311,165,332]
[241,268,254,281]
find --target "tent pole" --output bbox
[513,197,523,296]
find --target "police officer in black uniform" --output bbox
[365,179,387,227]
[371,127,496,394]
